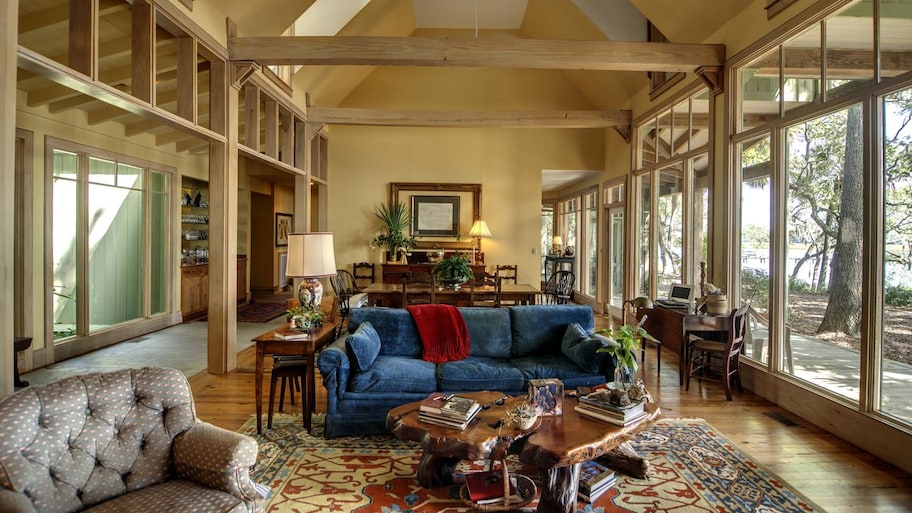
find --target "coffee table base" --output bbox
[537,463,582,513]
[417,452,460,488]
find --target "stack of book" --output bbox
[418,394,481,430]
[577,459,616,502]
[574,390,649,426]
[464,470,523,506]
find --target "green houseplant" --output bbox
[595,316,659,388]
[432,253,473,289]
[369,201,417,262]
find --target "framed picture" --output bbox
[275,212,292,247]
[412,196,460,236]
[528,378,564,416]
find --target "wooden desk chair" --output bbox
[353,262,375,289]
[541,270,575,304]
[402,271,437,305]
[469,271,501,307]
[685,304,750,400]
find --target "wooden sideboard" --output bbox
[180,257,248,321]
[381,263,486,284]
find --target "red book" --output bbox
[464,470,517,504]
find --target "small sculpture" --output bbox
[193,191,202,207]
[627,378,650,403]
[608,387,631,407]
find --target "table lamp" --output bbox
[552,236,563,255]
[286,232,336,311]
[469,219,492,264]
[622,296,654,326]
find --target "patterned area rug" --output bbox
[239,415,825,513]
[237,302,287,322]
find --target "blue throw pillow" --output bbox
[561,322,608,374]
[347,321,382,371]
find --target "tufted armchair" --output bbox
[0,367,264,513]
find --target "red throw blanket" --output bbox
[406,304,471,363]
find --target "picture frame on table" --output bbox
[275,212,292,247]
[528,378,563,416]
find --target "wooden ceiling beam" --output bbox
[229,36,724,72]
[307,107,631,129]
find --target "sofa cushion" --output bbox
[83,480,247,513]
[459,307,512,359]
[561,323,608,373]
[348,356,438,394]
[437,357,526,392]
[510,305,595,357]
[346,321,382,371]
[349,308,422,357]
[512,355,606,389]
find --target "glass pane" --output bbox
[880,1,912,78]
[52,150,78,341]
[150,171,169,315]
[636,174,651,297]
[638,118,657,168]
[655,110,673,162]
[691,154,710,287]
[88,182,143,331]
[88,156,116,186]
[740,47,780,132]
[118,163,143,190]
[825,2,873,99]
[880,88,912,423]
[584,192,598,296]
[540,207,553,281]
[784,105,863,402]
[609,208,624,309]
[656,165,684,295]
[672,98,691,156]
[783,23,822,115]
[740,135,772,364]
[691,91,711,151]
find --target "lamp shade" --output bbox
[286,232,336,278]
[469,219,492,238]
[552,235,563,246]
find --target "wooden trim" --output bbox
[14,129,34,344]
[131,0,155,103]
[177,36,197,122]
[307,107,631,129]
[69,0,97,77]
[647,72,685,100]
[390,183,482,235]
[229,36,724,72]
[150,0,226,60]
[264,98,278,159]
[765,0,799,19]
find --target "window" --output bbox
[50,140,172,343]
[634,87,711,299]
[603,181,626,312]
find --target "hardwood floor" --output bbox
[188,316,912,513]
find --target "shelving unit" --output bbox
[181,178,209,266]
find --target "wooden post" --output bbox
[0,0,17,398]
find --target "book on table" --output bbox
[578,390,646,420]
[464,470,523,505]
[419,394,480,420]
[577,459,616,503]
[417,411,478,430]
[574,403,650,426]
[273,328,312,341]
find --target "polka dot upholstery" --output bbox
[0,368,264,513]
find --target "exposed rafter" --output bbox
[307,107,631,129]
[229,36,724,72]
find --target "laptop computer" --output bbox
[655,284,696,309]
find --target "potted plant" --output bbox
[595,317,659,389]
[286,305,324,330]
[369,201,417,263]
[432,253,473,289]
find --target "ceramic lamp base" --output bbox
[297,279,323,311]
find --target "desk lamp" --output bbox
[622,296,653,326]
[286,232,336,311]
[552,236,563,255]
[469,219,492,264]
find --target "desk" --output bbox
[253,323,336,433]
[638,305,729,386]
[543,255,574,279]
[364,282,539,308]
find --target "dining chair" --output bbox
[401,271,437,305]
[495,264,518,284]
[330,269,360,336]
[685,303,751,400]
[353,262,376,289]
[469,271,501,307]
[541,270,575,304]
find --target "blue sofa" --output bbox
[316,304,615,438]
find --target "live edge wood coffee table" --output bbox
[387,390,661,513]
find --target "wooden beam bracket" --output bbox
[696,66,723,95]
[232,61,260,87]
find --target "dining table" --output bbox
[362,282,540,307]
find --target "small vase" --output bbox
[518,415,537,430]
[614,365,635,390]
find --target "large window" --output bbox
[604,181,626,312]
[634,88,711,299]
[732,0,912,431]
[50,140,172,343]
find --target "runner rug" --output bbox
[237,301,287,322]
[239,415,825,513]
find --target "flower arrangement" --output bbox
[286,305,324,330]
[369,201,417,261]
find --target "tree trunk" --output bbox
[818,105,863,335]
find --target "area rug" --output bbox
[237,301,288,322]
[239,415,825,513]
